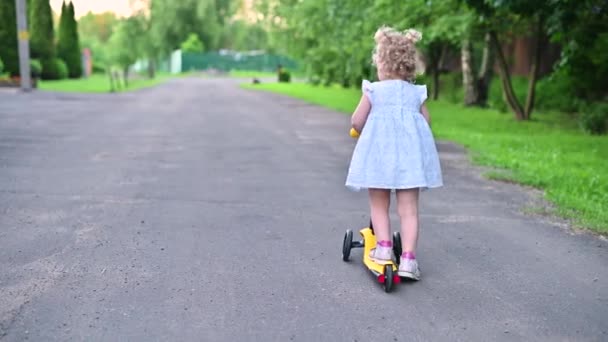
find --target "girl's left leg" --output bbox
[368,188,393,264]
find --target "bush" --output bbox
[488,71,584,114]
[180,33,205,53]
[30,59,43,78]
[278,69,291,83]
[442,72,463,104]
[416,72,462,103]
[580,102,608,135]
[0,57,4,74]
[92,63,106,74]
[415,73,428,85]
[536,70,580,113]
[309,74,322,86]
[41,58,69,80]
[488,76,528,113]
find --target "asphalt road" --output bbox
[1,77,607,341]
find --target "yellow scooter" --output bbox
[342,128,403,293]
[342,221,403,293]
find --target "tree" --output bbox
[180,33,204,53]
[29,0,55,60]
[78,11,118,43]
[262,0,479,99]
[265,0,473,97]
[261,0,606,118]
[214,0,240,26]
[108,16,145,86]
[461,27,495,106]
[29,0,67,80]
[464,0,555,120]
[0,0,19,76]
[66,2,82,77]
[130,10,160,79]
[219,20,269,51]
[387,0,470,100]
[149,0,237,54]
[78,11,119,70]
[262,0,376,87]
[57,2,70,72]
[58,1,82,78]
[546,0,608,102]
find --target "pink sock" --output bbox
[377,240,392,247]
[401,252,416,260]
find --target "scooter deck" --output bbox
[360,227,398,274]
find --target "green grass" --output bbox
[229,69,305,79]
[244,82,608,233]
[38,73,173,93]
[229,70,278,79]
[245,82,362,112]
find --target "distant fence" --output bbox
[168,50,298,74]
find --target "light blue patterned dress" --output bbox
[345,79,443,191]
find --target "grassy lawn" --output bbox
[244,82,608,233]
[229,70,277,79]
[229,70,306,80]
[38,73,173,93]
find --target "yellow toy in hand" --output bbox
[349,128,360,138]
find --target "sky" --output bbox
[50,0,138,18]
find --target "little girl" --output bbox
[346,27,443,280]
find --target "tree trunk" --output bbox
[147,59,156,79]
[432,66,440,100]
[489,30,526,120]
[426,43,442,100]
[123,67,129,88]
[524,17,544,120]
[108,69,115,92]
[476,32,494,106]
[462,37,477,106]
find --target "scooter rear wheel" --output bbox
[342,230,353,261]
[393,232,402,265]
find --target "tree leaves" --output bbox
[0,0,19,75]
[58,1,82,78]
[149,0,235,53]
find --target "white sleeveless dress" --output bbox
[345,79,443,191]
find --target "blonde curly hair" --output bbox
[372,26,422,82]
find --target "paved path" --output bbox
[1,77,607,341]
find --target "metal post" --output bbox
[15,0,31,91]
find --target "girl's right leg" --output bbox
[396,188,421,280]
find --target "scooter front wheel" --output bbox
[383,265,394,293]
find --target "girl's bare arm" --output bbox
[421,103,431,126]
[351,94,372,133]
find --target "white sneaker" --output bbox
[369,245,394,265]
[398,257,421,280]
